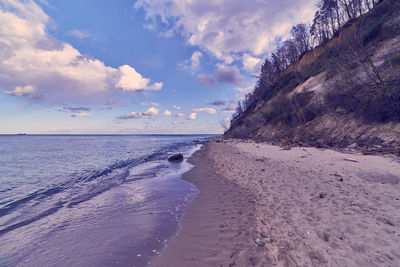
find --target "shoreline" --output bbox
[150,139,400,266]
[151,141,258,266]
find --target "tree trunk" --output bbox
[365,0,371,10]
[343,0,352,20]
[330,13,336,35]
[335,0,341,29]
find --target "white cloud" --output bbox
[135,0,317,64]
[116,65,162,91]
[118,112,144,119]
[180,51,202,71]
[143,107,159,116]
[192,107,216,114]
[242,54,262,74]
[70,112,91,117]
[141,101,159,106]
[190,51,202,70]
[175,113,184,117]
[235,83,255,99]
[4,85,38,98]
[172,105,181,110]
[186,112,197,120]
[67,29,90,39]
[164,109,172,116]
[0,0,162,101]
[118,107,159,119]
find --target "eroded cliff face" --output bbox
[227,2,400,155]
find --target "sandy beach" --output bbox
[151,139,400,266]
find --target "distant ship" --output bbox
[17,133,27,135]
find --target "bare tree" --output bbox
[233,101,243,117]
[342,25,383,88]
[218,118,230,132]
[291,23,311,55]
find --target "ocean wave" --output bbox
[0,140,202,236]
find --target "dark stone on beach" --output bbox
[362,149,374,155]
[319,193,327,199]
[260,232,268,238]
[323,232,330,242]
[216,139,221,143]
[168,154,184,162]
[331,173,344,182]
[255,238,265,247]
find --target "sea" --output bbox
[0,134,214,267]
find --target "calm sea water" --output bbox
[0,134,214,267]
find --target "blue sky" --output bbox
[0,0,317,134]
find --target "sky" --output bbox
[0,0,317,134]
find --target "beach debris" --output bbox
[168,154,184,162]
[137,254,141,257]
[260,232,268,238]
[347,143,358,149]
[377,217,395,227]
[317,139,324,146]
[323,232,330,242]
[319,193,327,199]
[281,146,292,151]
[342,157,359,163]
[255,238,265,247]
[362,149,374,155]
[330,173,344,182]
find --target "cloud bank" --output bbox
[135,0,317,67]
[0,0,162,102]
[215,66,246,86]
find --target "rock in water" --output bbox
[168,154,184,162]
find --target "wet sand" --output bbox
[151,139,400,266]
